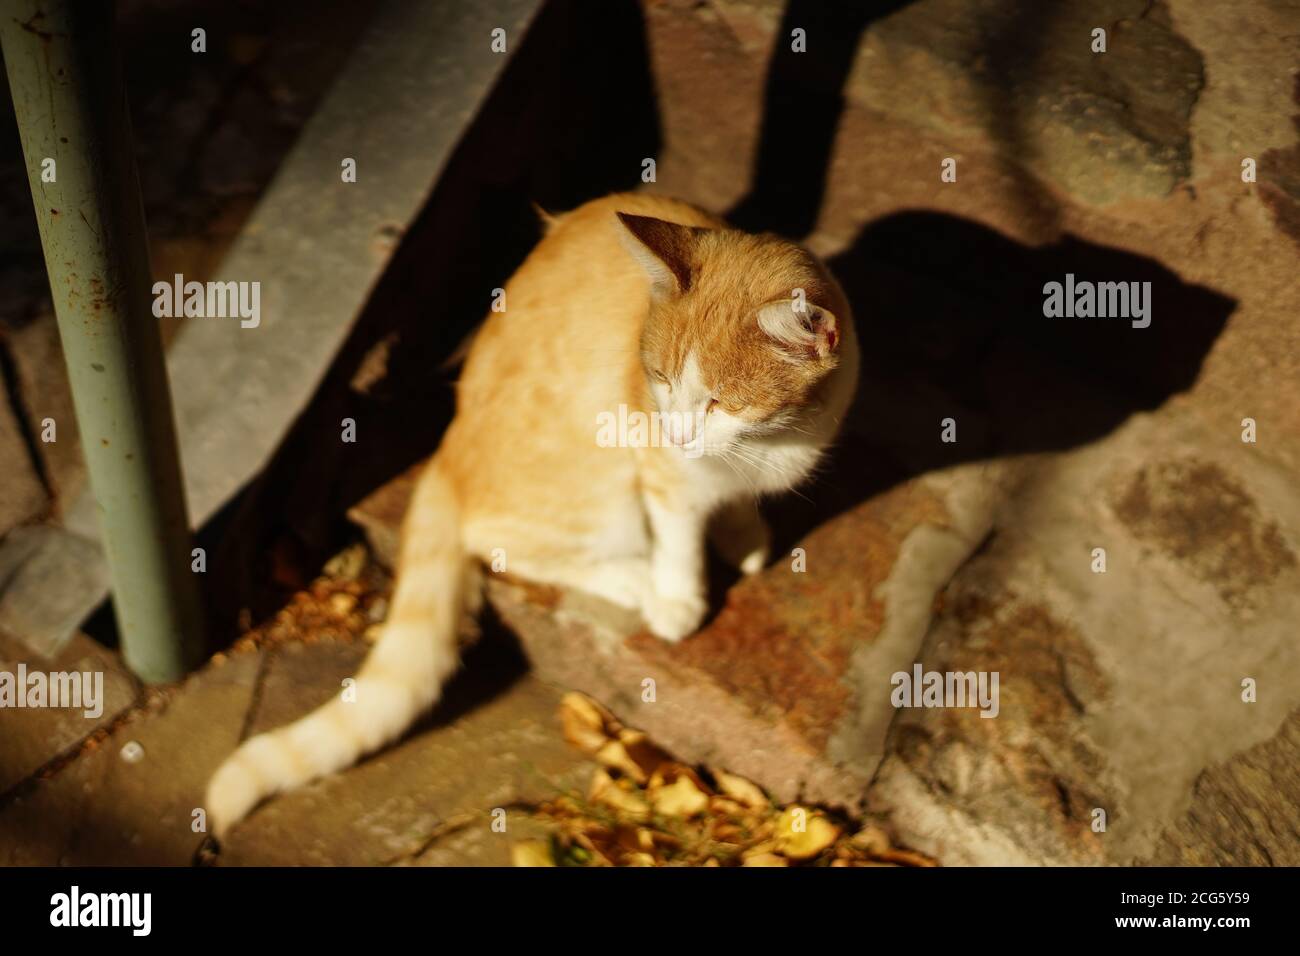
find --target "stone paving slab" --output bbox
[350,403,1300,867]
[217,637,594,866]
[341,0,1300,867]
[868,409,1300,865]
[0,650,262,865]
[1144,707,1300,867]
[0,629,137,794]
[4,0,1297,869]
[0,629,594,866]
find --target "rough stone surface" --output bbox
[4,0,1298,867]
[218,645,592,866]
[1110,457,1297,613]
[0,651,262,865]
[1143,708,1300,866]
[868,411,1300,864]
[0,631,593,866]
[348,0,1300,865]
[711,0,1206,205]
[0,631,137,793]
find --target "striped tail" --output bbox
[205,460,467,838]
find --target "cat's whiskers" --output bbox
[713,448,760,496]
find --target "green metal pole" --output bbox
[1,0,204,681]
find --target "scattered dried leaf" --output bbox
[713,768,768,809]
[775,806,841,861]
[559,692,615,755]
[511,840,555,867]
[588,769,650,821]
[652,775,710,819]
[595,740,648,783]
[523,693,938,867]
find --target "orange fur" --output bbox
[205,193,859,836]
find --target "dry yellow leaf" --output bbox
[709,796,746,817]
[712,822,743,843]
[652,775,710,819]
[617,729,671,778]
[512,840,555,867]
[562,725,609,756]
[743,853,788,867]
[328,592,358,615]
[712,768,768,809]
[876,848,938,867]
[571,831,615,866]
[775,806,841,861]
[595,740,648,783]
[587,767,613,800]
[559,693,613,755]
[648,762,711,793]
[588,769,650,821]
[569,691,619,728]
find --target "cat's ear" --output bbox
[616,212,698,297]
[757,299,840,362]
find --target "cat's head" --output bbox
[617,211,848,456]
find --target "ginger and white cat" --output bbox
[206,193,859,836]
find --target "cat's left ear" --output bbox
[757,299,840,361]
[616,212,699,298]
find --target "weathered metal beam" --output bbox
[1,0,204,681]
[0,0,545,659]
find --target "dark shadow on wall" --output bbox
[765,216,1235,551]
[727,0,916,238]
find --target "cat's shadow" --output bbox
[721,0,1235,557]
[758,214,1235,557]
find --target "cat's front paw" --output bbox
[643,591,707,642]
[737,542,770,576]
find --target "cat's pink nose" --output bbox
[665,413,696,446]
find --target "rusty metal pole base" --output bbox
[1,0,204,681]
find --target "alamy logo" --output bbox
[1042,273,1151,328]
[152,273,261,328]
[596,404,708,459]
[891,665,1000,718]
[0,664,103,718]
[50,886,151,936]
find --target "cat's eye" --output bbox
[650,369,669,385]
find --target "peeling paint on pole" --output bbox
[1,0,204,681]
